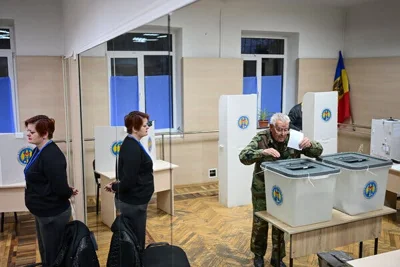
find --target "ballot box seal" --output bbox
[238,116,250,129]
[321,108,332,122]
[272,185,283,206]
[111,141,123,156]
[363,180,377,199]
[148,137,153,153]
[17,147,33,165]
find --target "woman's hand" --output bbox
[104,182,116,193]
[71,187,79,196]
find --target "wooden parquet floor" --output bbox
[1,182,400,267]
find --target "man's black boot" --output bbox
[270,258,286,267]
[253,255,264,267]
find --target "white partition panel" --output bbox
[94,126,126,173]
[0,133,34,185]
[140,121,156,161]
[302,92,338,155]
[95,122,156,173]
[218,94,257,207]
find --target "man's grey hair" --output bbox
[270,113,290,126]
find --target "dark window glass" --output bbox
[110,58,138,76]
[243,60,256,77]
[0,29,11,50]
[107,33,172,52]
[144,55,173,76]
[262,58,284,76]
[241,38,284,55]
[0,57,9,77]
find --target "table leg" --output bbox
[100,176,116,228]
[290,258,293,267]
[374,238,378,255]
[276,231,281,267]
[1,212,4,232]
[157,190,174,215]
[359,241,363,258]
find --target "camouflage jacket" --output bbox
[239,129,323,196]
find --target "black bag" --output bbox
[107,214,142,267]
[52,220,100,267]
[143,242,190,267]
[106,214,190,267]
[25,220,100,267]
[317,251,353,267]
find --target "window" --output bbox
[107,32,176,132]
[0,28,11,50]
[0,27,16,133]
[242,37,286,123]
[107,33,172,52]
[241,38,284,55]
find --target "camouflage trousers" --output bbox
[251,193,286,260]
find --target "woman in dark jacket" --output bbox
[105,111,154,250]
[24,115,78,267]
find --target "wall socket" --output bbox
[208,168,218,178]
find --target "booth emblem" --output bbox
[238,116,250,129]
[17,147,33,165]
[321,108,332,121]
[364,181,377,199]
[321,108,332,122]
[272,186,283,206]
[148,137,153,153]
[111,141,123,156]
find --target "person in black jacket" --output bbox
[24,115,78,267]
[105,111,154,250]
[288,102,303,131]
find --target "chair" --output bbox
[93,159,101,215]
[1,212,18,232]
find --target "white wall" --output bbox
[148,0,344,110]
[78,0,346,111]
[149,0,345,58]
[62,0,196,56]
[344,0,400,58]
[0,0,64,56]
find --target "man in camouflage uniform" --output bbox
[239,113,323,267]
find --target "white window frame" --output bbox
[106,33,177,133]
[241,35,288,114]
[0,26,19,132]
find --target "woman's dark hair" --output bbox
[124,111,149,134]
[24,115,56,139]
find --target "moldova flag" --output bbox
[333,51,351,123]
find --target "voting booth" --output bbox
[0,133,34,186]
[302,92,338,155]
[218,94,257,207]
[94,122,156,173]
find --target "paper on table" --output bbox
[288,129,304,150]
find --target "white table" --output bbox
[96,160,178,228]
[347,249,400,267]
[0,182,28,232]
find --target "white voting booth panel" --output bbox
[140,122,156,161]
[302,92,338,155]
[0,133,34,185]
[94,123,156,173]
[370,119,400,162]
[219,94,257,207]
[94,126,126,173]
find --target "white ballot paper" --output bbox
[288,129,304,150]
